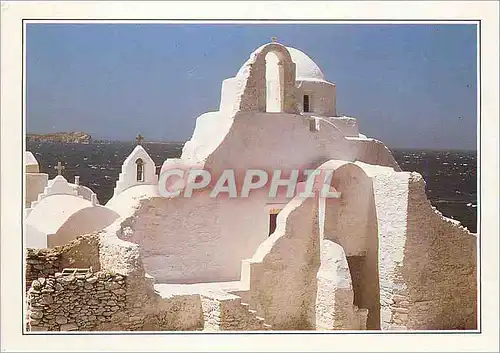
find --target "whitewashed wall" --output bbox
[296,80,336,117]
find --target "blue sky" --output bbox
[26,23,477,150]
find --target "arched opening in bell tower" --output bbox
[265,52,285,112]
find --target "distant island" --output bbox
[92,139,186,145]
[27,132,91,144]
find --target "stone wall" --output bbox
[26,233,205,332]
[25,234,123,331]
[26,249,60,291]
[58,235,101,270]
[368,167,477,330]
[27,266,272,332]
[26,231,225,332]
[142,295,203,331]
[200,292,270,331]
[91,279,205,332]
[400,173,477,330]
[27,271,127,331]
[26,234,100,291]
[366,167,411,330]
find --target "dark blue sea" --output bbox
[26,141,478,233]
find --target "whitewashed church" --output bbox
[25,42,477,331]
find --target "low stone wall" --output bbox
[26,235,100,291]
[26,232,207,332]
[27,271,127,331]
[26,249,60,291]
[27,267,274,332]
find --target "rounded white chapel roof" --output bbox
[25,151,39,167]
[286,47,326,82]
[26,194,93,235]
[237,45,326,82]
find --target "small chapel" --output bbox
[25,41,477,332]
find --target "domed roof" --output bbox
[25,151,39,167]
[236,44,326,82]
[286,47,326,82]
[26,151,40,173]
[26,194,93,235]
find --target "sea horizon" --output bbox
[25,141,478,233]
[25,136,479,152]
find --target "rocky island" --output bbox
[27,132,91,144]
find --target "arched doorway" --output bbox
[322,162,381,330]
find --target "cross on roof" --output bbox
[54,161,65,175]
[271,36,277,43]
[136,134,144,145]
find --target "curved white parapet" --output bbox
[25,151,40,173]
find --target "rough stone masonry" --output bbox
[27,271,127,331]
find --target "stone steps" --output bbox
[199,289,271,331]
[154,283,272,331]
[240,302,271,330]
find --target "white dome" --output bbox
[236,45,326,82]
[26,194,93,235]
[286,47,326,82]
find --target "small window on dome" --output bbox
[303,94,310,113]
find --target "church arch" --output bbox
[265,52,284,112]
[320,161,381,330]
[236,43,299,114]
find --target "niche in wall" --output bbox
[346,255,366,308]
